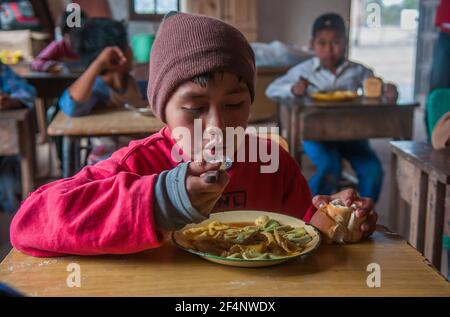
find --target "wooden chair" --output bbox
[389,141,450,278]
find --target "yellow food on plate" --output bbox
[310,90,358,102]
[181,215,313,260]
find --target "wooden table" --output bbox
[0,108,36,198]
[11,63,80,143]
[276,97,419,162]
[389,141,450,278]
[47,107,165,177]
[0,228,448,296]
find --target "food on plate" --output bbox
[182,216,314,260]
[310,90,358,101]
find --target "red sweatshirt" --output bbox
[31,40,79,72]
[10,127,315,257]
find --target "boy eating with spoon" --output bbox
[11,12,377,257]
[266,13,397,203]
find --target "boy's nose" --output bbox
[205,106,226,131]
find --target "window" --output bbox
[349,0,419,100]
[129,0,179,21]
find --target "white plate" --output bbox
[124,103,154,116]
[172,210,322,268]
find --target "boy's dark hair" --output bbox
[312,13,347,38]
[74,18,128,66]
[59,9,87,35]
[191,71,242,88]
[191,73,215,87]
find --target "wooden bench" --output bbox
[0,108,36,198]
[389,141,450,278]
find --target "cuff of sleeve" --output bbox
[153,162,207,230]
[167,162,207,223]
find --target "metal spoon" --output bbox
[203,156,232,183]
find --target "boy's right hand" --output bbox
[291,78,309,96]
[94,46,127,72]
[186,161,230,217]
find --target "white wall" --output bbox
[257,0,351,46]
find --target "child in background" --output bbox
[31,10,87,73]
[0,63,36,213]
[58,18,148,164]
[11,13,377,257]
[266,13,397,203]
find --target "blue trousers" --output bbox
[303,140,383,202]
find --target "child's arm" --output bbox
[0,65,36,109]
[31,40,75,72]
[58,77,110,116]
[265,63,309,100]
[10,146,162,257]
[59,47,126,117]
[10,141,229,257]
[359,65,398,101]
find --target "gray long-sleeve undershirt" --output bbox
[153,162,208,230]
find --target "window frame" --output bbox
[128,0,180,21]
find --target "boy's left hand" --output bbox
[383,83,398,102]
[312,188,377,238]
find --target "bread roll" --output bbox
[346,211,367,242]
[363,77,383,98]
[326,199,353,225]
[310,206,347,244]
[312,199,367,243]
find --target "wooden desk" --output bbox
[11,63,80,99]
[0,228,448,296]
[0,108,36,198]
[389,141,450,278]
[11,63,80,143]
[47,107,164,177]
[276,97,419,162]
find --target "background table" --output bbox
[47,107,165,177]
[0,108,36,198]
[389,141,450,278]
[276,97,419,163]
[0,228,449,296]
[11,63,80,143]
